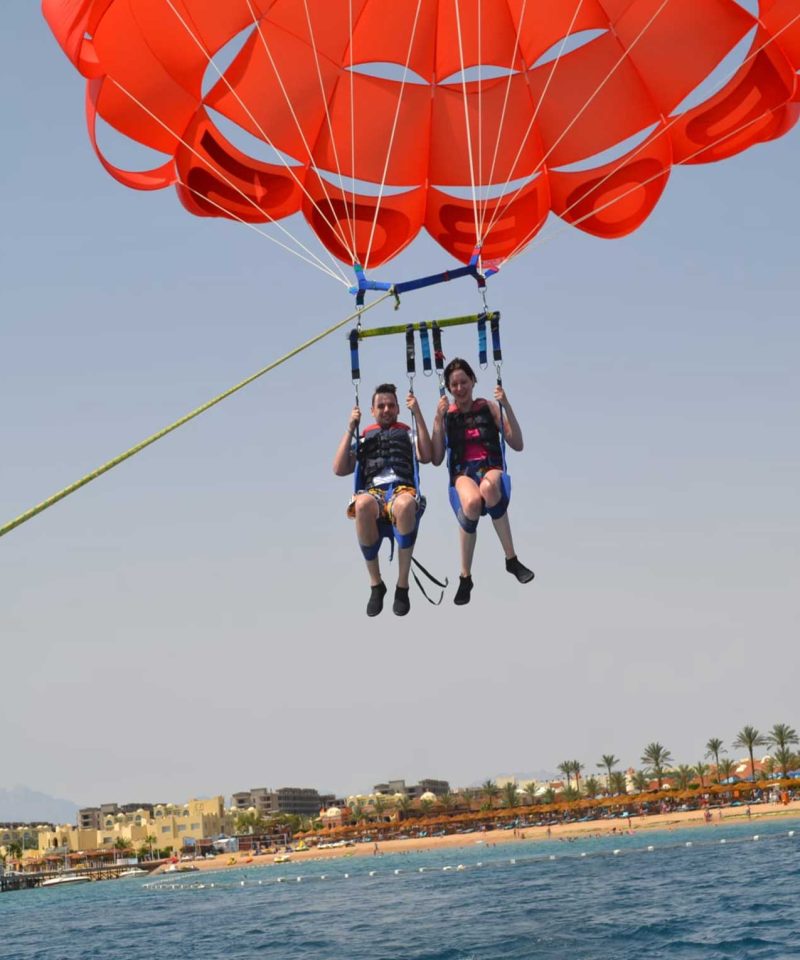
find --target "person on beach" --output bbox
[431,358,534,605]
[334,383,432,617]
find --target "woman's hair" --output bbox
[444,358,477,390]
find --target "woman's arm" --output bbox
[430,395,449,466]
[492,386,524,452]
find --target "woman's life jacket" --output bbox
[357,422,415,488]
[445,399,503,482]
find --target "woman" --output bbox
[431,358,534,605]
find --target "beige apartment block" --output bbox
[34,796,230,854]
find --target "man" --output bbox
[333,383,432,616]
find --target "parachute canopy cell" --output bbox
[44,0,800,269]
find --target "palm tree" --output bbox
[640,743,673,789]
[523,782,538,806]
[705,738,726,782]
[481,779,500,809]
[371,794,389,821]
[673,765,693,790]
[693,762,710,788]
[598,754,620,792]
[557,762,573,790]
[583,776,601,799]
[571,761,585,795]
[609,771,628,795]
[717,758,736,782]
[147,834,157,858]
[419,797,435,816]
[540,786,556,804]
[438,792,458,814]
[235,811,268,835]
[631,770,650,794]
[395,794,413,820]
[772,747,798,779]
[767,723,799,752]
[349,800,365,825]
[501,782,519,809]
[733,725,767,781]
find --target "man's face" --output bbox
[371,392,399,427]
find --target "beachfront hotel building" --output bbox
[30,797,232,858]
[232,787,337,817]
[373,779,451,799]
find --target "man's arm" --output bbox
[333,406,361,476]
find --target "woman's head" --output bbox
[444,358,477,395]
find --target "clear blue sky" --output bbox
[1,2,798,808]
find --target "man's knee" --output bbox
[354,495,379,520]
[391,494,416,526]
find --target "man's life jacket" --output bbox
[445,399,503,482]
[357,422,415,488]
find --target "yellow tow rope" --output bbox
[0,293,393,539]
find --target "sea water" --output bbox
[3,819,798,960]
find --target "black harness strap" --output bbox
[410,556,448,605]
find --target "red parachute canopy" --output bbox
[43,0,800,269]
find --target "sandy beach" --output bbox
[154,800,800,875]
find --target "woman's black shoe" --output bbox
[506,556,534,583]
[454,575,473,605]
[367,581,387,616]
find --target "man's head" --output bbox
[371,383,400,427]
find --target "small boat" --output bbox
[41,874,91,888]
[273,853,292,863]
[165,863,199,873]
[116,868,148,879]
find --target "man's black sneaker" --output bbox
[454,575,473,605]
[506,556,534,583]
[367,581,387,616]
[393,586,410,617]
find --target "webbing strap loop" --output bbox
[477,313,488,369]
[432,322,446,397]
[419,321,433,375]
[405,324,416,382]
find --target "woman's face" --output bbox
[448,368,475,405]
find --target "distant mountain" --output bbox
[0,785,80,825]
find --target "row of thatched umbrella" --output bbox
[298,779,795,840]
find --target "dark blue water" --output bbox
[3,820,798,960]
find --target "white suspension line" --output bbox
[243,0,358,266]
[499,15,800,266]
[176,178,348,281]
[164,0,354,277]
[363,0,425,270]
[478,0,484,216]
[106,76,349,285]
[478,0,583,242]
[348,0,358,255]
[484,0,667,243]
[301,0,358,257]
[479,0,532,238]
[453,0,482,245]
[528,101,794,253]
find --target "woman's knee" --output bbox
[480,475,502,507]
